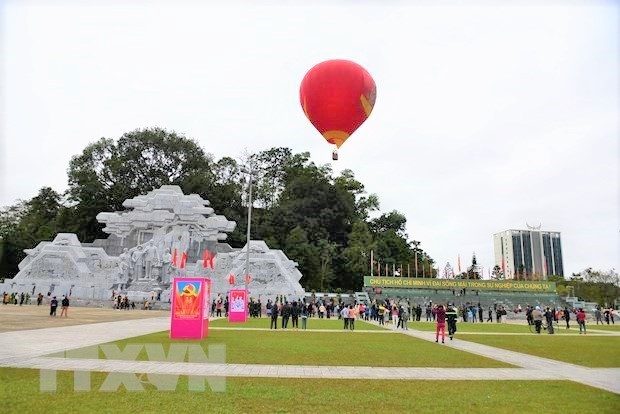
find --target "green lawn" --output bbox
[587,324,620,332]
[210,317,386,330]
[63,329,511,368]
[408,321,581,334]
[1,368,618,413]
[460,335,620,367]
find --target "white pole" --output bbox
[244,169,253,292]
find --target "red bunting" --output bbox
[180,252,187,269]
[245,274,251,285]
[228,274,235,285]
[172,249,178,267]
[202,249,216,269]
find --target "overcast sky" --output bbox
[1,0,618,277]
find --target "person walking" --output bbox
[378,304,385,326]
[532,306,544,334]
[291,302,299,329]
[594,307,602,325]
[576,307,587,335]
[300,303,308,330]
[401,306,409,330]
[392,306,399,328]
[60,295,70,317]
[433,304,446,343]
[50,296,58,317]
[348,305,356,331]
[341,305,350,329]
[478,305,483,324]
[487,306,493,323]
[270,301,279,329]
[544,307,554,334]
[281,302,290,329]
[446,304,458,340]
[563,307,571,329]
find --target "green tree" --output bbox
[317,239,337,291]
[284,226,320,289]
[66,127,214,242]
[0,187,65,277]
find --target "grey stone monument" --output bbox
[0,185,305,305]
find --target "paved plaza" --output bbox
[0,307,618,395]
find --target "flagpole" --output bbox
[370,250,374,276]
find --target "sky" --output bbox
[1,0,618,278]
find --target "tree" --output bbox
[0,187,65,277]
[1,126,439,291]
[341,220,375,288]
[317,239,337,291]
[66,127,214,242]
[284,226,320,289]
[492,265,504,279]
[467,252,482,279]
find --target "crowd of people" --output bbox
[5,288,617,336]
[524,304,616,335]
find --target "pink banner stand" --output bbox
[170,277,211,339]
[228,289,248,323]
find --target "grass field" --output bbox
[587,324,620,331]
[1,368,617,414]
[406,321,581,334]
[210,317,386,330]
[62,329,511,368]
[460,335,620,367]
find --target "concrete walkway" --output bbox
[0,317,169,362]
[0,316,618,394]
[378,321,620,394]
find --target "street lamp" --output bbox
[240,166,254,293]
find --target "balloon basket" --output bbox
[332,150,338,161]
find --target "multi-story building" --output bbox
[493,226,564,279]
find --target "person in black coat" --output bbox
[270,302,279,329]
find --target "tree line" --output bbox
[0,127,437,291]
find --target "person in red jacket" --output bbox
[433,304,447,344]
[576,308,587,335]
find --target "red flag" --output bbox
[180,252,187,269]
[245,274,251,285]
[228,273,235,285]
[202,249,216,269]
[172,249,178,267]
[458,255,461,273]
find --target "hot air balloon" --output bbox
[300,59,376,160]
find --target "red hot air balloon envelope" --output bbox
[300,59,376,160]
